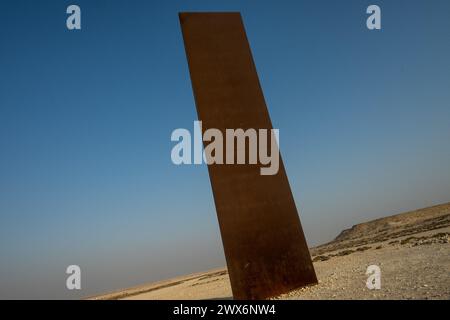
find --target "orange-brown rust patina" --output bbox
[179,12,317,300]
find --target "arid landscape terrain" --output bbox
[90,202,450,300]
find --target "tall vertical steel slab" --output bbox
[179,12,317,299]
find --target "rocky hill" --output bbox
[311,202,450,257]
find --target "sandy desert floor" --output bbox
[91,225,449,300]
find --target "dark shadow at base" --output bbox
[203,296,233,300]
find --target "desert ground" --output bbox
[90,203,450,300]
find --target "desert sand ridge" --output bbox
[89,202,450,300]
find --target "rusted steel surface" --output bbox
[179,12,317,300]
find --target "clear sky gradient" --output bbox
[0,0,449,299]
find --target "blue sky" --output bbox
[0,0,449,299]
